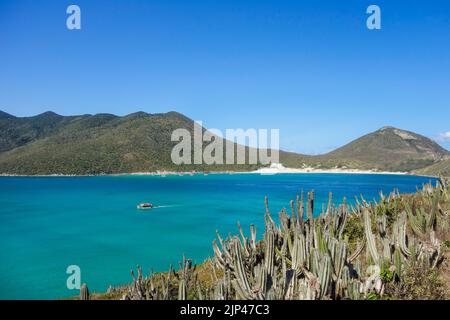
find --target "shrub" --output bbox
[385,263,448,300]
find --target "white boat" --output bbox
[137,203,154,209]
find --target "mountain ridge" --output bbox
[0,110,448,175]
[323,126,450,171]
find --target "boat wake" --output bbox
[155,205,182,208]
[137,203,182,210]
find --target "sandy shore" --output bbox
[251,167,409,175]
[126,166,411,176]
[0,167,420,177]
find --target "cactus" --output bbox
[393,212,411,258]
[264,230,275,279]
[330,239,347,280]
[363,209,380,265]
[178,256,193,300]
[126,265,147,300]
[393,247,402,277]
[80,283,89,300]
[317,255,332,299]
[348,239,365,263]
[427,193,439,231]
[230,238,254,299]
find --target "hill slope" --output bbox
[416,160,450,177]
[0,111,262,175]
[324,126,450,171]
[1,111,449,175]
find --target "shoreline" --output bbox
[248,167,409,175]
[0,167,435,178]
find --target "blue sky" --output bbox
[1,0,449,153]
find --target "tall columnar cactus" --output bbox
[330,239,347,280]
[125,265,147,300]
[363,209,380,265]
[178,256,193,300]
[80,283,89,300]
[317,255,332,299]
[264,230,275,280]
[160,264,173,300]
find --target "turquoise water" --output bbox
[0,173,435,299]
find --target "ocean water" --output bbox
[0,173,435,299]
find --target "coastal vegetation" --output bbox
[417,160,450,178]
[87,177,450,300]
[1,110,449,176]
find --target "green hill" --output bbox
[279,127,450,172]
[323,126,450,171]
[0,111,261,175]
[0,111,449,175]
[415,160,450,177]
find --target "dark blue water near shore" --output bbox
[0,173,435,299]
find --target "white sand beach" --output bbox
[251,163,409,175]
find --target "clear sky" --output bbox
[1,0,449,153]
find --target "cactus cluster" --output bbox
[109,178,449,300]
[211,191,369,300]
